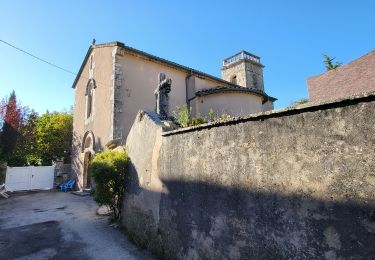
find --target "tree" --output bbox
[35,111,73,165]
[323,54,342,71]
[0,91,28,163]
[7,110,39,166]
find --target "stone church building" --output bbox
[71,41,276,190]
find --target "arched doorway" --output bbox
[83,151,92,189]
[82,131,95,190]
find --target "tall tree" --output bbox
[7,110,38,166]
[323,54,342,71]
[0,91,26,162]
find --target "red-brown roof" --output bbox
[307,49,375,102]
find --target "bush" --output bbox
[207,109,233,123]
[189,117,206,126]
[172,104,191,127]
[289,98,309,108]
[89,149,129,221]
[172,105,207,127]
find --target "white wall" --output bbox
[196,92,263,116]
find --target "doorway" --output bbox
[83,152,92,189]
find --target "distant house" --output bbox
[307,49,375,102]
[71,41,276,190]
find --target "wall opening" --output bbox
[230,75,237,84]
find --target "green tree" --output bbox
[89,149,129,220]
[35,111,73,165]
[323,54,342,71]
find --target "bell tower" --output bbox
[221,51,265,91]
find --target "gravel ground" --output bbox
[0,191,153,259]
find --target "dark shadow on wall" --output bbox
[123,173,375,259]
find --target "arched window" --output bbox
[230,75,237,85]
[81,131,95,152]
[84,136,92,149]
[87,86,93,118]
[85,79,96,119]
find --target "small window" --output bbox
[86,81,94,119]
[230,75,237,84]
[87,88,93,118]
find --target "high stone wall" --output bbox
[122,92,375,259]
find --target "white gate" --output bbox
[5,166,54,191]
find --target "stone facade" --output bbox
[72,44,114,190]
[123,92,375,259]
[307,49,375,102]
[54,160,72,185]
[221,51,265,91]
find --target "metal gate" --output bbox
[5,166,54,191]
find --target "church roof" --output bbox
[195,86,277,103]
[72,41,276,102]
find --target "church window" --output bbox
[230,75,237,84]
[85,80,96,119]
[87,88,93,118]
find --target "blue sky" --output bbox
[0,0,374,113]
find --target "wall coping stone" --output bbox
[162,91,375,137]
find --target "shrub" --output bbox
[172,104,191,127]
[208,108,216,122]
[219,113,232,121]
[89,149,129,221]
[189,117,206,126]
[289,98,309,108]
[172,105,207,127]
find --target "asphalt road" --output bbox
[0,191,153,259]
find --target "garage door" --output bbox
[5,166,54,191]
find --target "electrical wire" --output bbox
[0,39,76,75]
[0,39,110,87]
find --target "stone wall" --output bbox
[122,92,375,259]
[54,161,72,185]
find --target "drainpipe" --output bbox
[185,72,193,114]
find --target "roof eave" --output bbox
[71,45,92,89]
[71,41,126,89]
[195,86,277,103]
